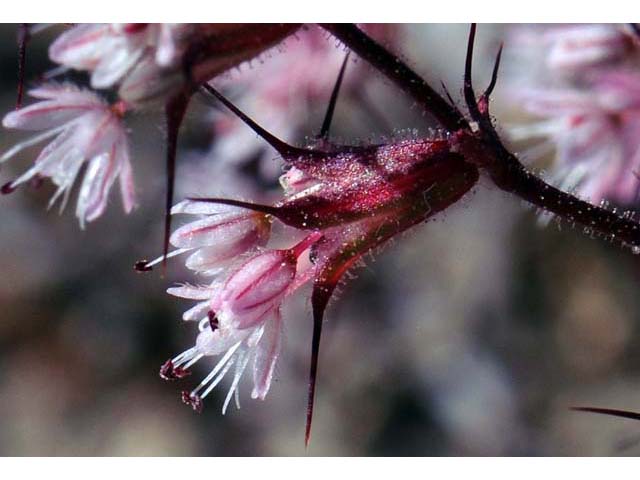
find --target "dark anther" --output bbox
[181,390,203,413]
[1,181,17,195]
[208,311,219,331]
[159,359,190,381]
[134,260,153,272]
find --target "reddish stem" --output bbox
[322,23,640,249]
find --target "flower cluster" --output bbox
[154,199,321,412]
[49,23,187,101]
[505,24,640,205]
[1,83,134,227]
[2,23,298,226]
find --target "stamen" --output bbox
[222,349,250,415]
[208,311,219,331]
[159,359,191,381]
[134,260,153,272]
[192,341,243,397]
[201,358,236,401]
[181,391,203,413]
[135,248,190,272]
[1,181,18,195]
[171,347,198,367]
[182,353,204,370]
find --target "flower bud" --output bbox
[170,200,271,272]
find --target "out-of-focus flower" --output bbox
[544,24,634,73]
[1,83,135,227]
[505,24,640,205]
[48,24,300,105]
[49,24,186,90]
[206,24,401,181]
[167,200,271,275]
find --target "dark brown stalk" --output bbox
[163,91,192,269]
[16,23,30,109]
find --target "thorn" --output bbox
[571,406,640,421]
[318,51,350,140]
[163,92,191,272]
[481,43,503,102]
[440,80,456,107]
[306,282,336,448]
[200,83,324,159]
[463,23,482,122]
[440,80,465,120]
[16,23,30,109]
[186,196,281,217]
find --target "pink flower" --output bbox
[1,83,135,227]
[49,24,186,90]
[506,25,640,205]
[205,25,401,180]
[214,234,320,330]
[545,24,634,72]
[141,199,272,274]
[47,24,301,105]
[160,233,321,412]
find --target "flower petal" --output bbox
[251,311,282,400]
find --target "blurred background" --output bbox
[1,24,640,456]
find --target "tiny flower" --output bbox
[161,233,321,412]
[48,24,300,105]
[214,233,320,330]
[141,199,271,274]
[506,25,640,205]
[205,25,402,182]
[49,24,185,90]
[170,309,283,413]
[545,24,634,72]
[1,83,135,227]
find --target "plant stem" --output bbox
[321,23,640,249]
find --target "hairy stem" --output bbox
[322,23,640,249]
